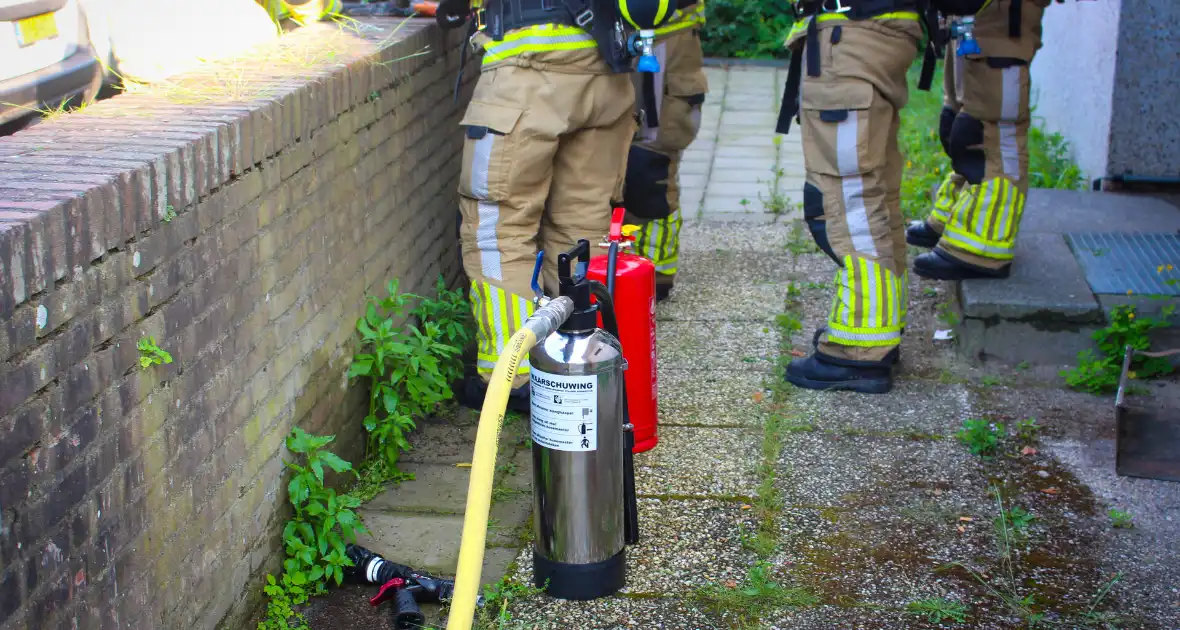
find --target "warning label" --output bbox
[530,370,598,452]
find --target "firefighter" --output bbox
[777,1,939,394]
[906,0,1052,280]
[436,0,669,410]
[260,0,342,22]
[623,1,709,302]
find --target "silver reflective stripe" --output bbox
[999,66,1021,180]
[477,201,502,281]
[829,328,901,342]
[835,111,877,257]
[489,286,506,355]
[471,133,494,198]
[485,32,595,59]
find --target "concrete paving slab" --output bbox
[508,499,760,596]
[656,367,771,428]
[679,221,792,253]
[787,379,974,436]
[714,145,778,159]
[711,156,780,172]
[679,159,711,175]
[657,274,787,323]
[635,425,761,498]
[507,593,721,629]
[701,196,763,215]
[709,167,777,184]
[706,181,773,199]
[775,431,987,508]
[657,320,779,372]
[720,112,778,127]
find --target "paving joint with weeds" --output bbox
[137,336,172,368]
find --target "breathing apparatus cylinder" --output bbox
[619,0,672,72]
[587,208,659,454]
[529,240,638,600]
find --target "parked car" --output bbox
[0,0,110,129]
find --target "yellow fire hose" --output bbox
[446,296,574,630]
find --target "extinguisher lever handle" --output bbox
[530,251,545,300]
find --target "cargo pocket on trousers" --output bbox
[798,81,888,177]
[459,100,525,200]
[657,69,708,153]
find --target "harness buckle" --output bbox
[574,8,594,26]
[821,0,851,13]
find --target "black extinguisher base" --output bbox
[533,549,626,601]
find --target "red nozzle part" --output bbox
[369,578,407,607]
[609,207,625,242]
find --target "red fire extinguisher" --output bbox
[587,208,659,454]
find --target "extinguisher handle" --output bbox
[609,207,626,241]
[530,250,545,299]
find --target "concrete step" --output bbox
[952,189,1180,366]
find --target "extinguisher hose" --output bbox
[588,280,641,546]
[447,297,575,630]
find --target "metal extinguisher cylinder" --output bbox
[529,240,630,600]
[587,208,659,453]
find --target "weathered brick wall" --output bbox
[0,19,474,629]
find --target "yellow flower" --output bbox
[1158,265,1165,273]
[907,161,913,168]
[1169,264,1175,271]
[1127,290,1134,295]
[1128,312,1135,320]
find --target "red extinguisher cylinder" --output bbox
[586,210,659,454]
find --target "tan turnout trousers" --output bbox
[923,0,1050,270]
[789,17,924,365]
[459,44,636,387]
[628,13,709,287]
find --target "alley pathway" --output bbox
[305,64,1180,630]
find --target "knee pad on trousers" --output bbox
[939,106,956,158]
[803,182,838,264]
[623,145,673,221]
[948,113,986,185]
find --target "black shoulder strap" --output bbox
[1008,0,1022,37]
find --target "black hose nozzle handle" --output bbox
[557,239,592,284]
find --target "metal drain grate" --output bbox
[1065,233,1180,296]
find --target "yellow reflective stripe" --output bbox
[941,178,1024,261]
[791,10,920,39]
[636,212,681,275]
[655,0,671,26]
[828,256,902,347]
[655,3,705,34]
[473,281,533,375]
[482,25,596,63]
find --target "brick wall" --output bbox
[0,18,474,629]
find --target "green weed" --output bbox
[1062,304,1175,394]
[347,276,469,480]
[956,418,1004,456]
[994,505,1036,540]
[137,336,172,368]
[472,575,546,630]
[259,428,366,630]
[1108,508,1134,529]
[1016,417,1041,443]
[695,561,819,625]
[905,597,969,624]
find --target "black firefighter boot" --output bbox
[785,330,895,394]
[913,248,1011,281]
[455,370,530,414]
[655,274,674,303]
[905,220,942,248]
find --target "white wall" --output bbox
[1029,0,1121,182]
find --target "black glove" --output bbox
[436,0,470,29]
